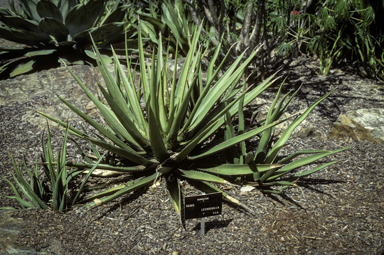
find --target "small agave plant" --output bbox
[0,124,92,211]
[34,24,346,219]
[219,80,348,193]
[0,0,136,79]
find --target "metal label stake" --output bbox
[201,213,205,237]
[184,192,222,237]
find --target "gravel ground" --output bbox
[2,136,384,254]
[0,41,384,253]
[0,0,9,10]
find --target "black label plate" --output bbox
[184,192,222,220]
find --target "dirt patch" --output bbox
[1,48,384,254]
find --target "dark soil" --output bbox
[0,41,384,254]
[2,136,384,254]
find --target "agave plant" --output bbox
[0,123,99,211]
[214,80,348,193]
[37,25,346,220]
[135,0,197,57]
[0,0,135,79]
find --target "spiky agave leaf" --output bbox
[221,80,349,193]
[1,122,79,210]
[40,24,340,221]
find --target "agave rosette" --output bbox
[204,79,349,193]
[38,24,346,218]
[37,25,281,215]
[0,0,134,78]
[0,123,94,211]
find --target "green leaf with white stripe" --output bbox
[177,170,231,184]
[264,89,336,164]
[197,164,283,176]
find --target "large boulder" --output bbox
[330,108,384,144]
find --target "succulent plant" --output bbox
[136,0,197,56]
[31,24,347,221]
[0,0,135,79]
[0,124,92,211]
[219,80,347,193]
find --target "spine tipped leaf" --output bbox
[148,103,168,161]
[137,23,150,107]
[0,15,41,34]
[65,0,106,38]
[36,0,63,22]
[276,149,329,164]
[190,48,259,129]
[197,164,282,176]
[0,175,32,209]
[197,75,279,143]
[254,83,289,163]
[65,162,146,172]
[178,170,230,184]
[293,161,338,178]
[37,111,86,138]
[264,89,336,164]
[19,0,41,22]
[167,76,196,147]
[10,154,48,209]
[190,117,289,160]
[89,37,141,134]
[57,0,78,19]
[166,174,181,215]
[110,47,146,129]
[38,17,69,42]
[72,151,107,205]
[85,173,158,209]
[82,136,153,166]
[56,95,149,164]
[277,148,348,174]
[174,87,253,163]
[97,84,151,153]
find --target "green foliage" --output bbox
[217,81,348,192]
[177,0,308,79]
[1,124,88,211]
[0,0,132,79]
[216,0,383,80]
[125,0,384,81]
[1,0,350,218]
[285,0,384,79]
[135,0,197,56]
[33,25,347,219]
[39,26,272,216]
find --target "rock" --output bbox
[0,65,103,130]
[0,209,49,254]
[330,108,384,144]
[166,58,186,73]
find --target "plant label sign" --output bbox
[184,192,222,220]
